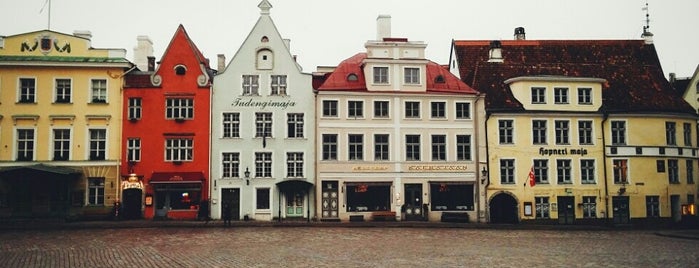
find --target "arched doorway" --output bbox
[122,188,142,219]
[489,192,518,223]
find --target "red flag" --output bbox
[528,166,536,187]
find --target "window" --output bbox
[406,135,421,161]
[373,67,389,84]
[165,138,193,162]
[91,79,107,103]
[55,79,71,103]
[578,87,592,105]
[89,129,106,160]
[222,113,240,138]
[582,196,596,218]
[500,159,515,184]
[19,78,36,103]
[646,196,660,217]
[668,159,679,183]
[286,152,304,178]
[578,121,593,145]
[242,75,259,95]
[684,123,692,146]
[580,159,595,184]
[499,120,514,144]
[255,113,272,138]
[256,188,270,210]
[431,135,446,161]
[666,122,676,146]
[348,134,364,160]
[554,87,569,104]
[405,101,420,118]
[533,159,549,184]
[374,134,389,161]
[322,100,338,117]
[222,152,240,178]
[322,134,337,160]
[374,101,389,118]
[611,121,626,145]
[287,113,304,138]
[175,65,186,75]
[430,183,474,211]
[270,75,287,95]
[346,184,390,212]
[557,159,572,184]
[456,135,471,161]
[657,160,666,172]
[613,159,628,184]
[16,129,34,161]
[431,102,446,118]
[128,98,142,120]
[52,129,70,161]
[532,120,547,144]
[531,87,545,104]
[535,197,550,219]
[255,152,272,177]
[166,98,194,120]
[88,178,105,205]
[127,138,141,162]
[687,159,694,184]
[348,101,364,118]
[555,120,570,145]
[455,102,470,119]
[404,67,420,84]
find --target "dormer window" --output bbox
[347,73,358,82]
[434,75,445,84]
[175,65,187,75]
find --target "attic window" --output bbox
[347,73,358,82]
[434,75,445,83]
[261,36,269,43]
[175,65,187,75]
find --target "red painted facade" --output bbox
[122,25,213,220]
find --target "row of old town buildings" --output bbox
[0,0,697,226]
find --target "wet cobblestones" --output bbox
[0,227,697,267]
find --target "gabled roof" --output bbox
[451,39,695,115]
[318,53,478,95]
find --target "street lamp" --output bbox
[480,166,488,184]
[244,167,251,185]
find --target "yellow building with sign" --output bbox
[0,30,131,218]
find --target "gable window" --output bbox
[455,102,470,119]
[166,98,194,120]
[456,135,472,161]
[16,129,35,161]
[405,101,420,118]
[322,100,338,117]
[611,121,626,145]
[271,75,287,95]
[373,67,389,84]
[287,113,304,138]
[431,135,446,161]
[91,79,107,103]
[242,75,259,95]
[255,152,272,177]
[532,120,547,144]
[578,87,592,105]
[348,134,364,160]
[500,159,515,184]
[255,113,272,138]
[374,101,389,118]
[666,122,676,146]
[127,138,141,162]
[128,98,142,120]
[534,159,549,184]
[613,159,628,184]
[322,134,337,160]
[348,101,363,118]
[683,123,692,146]
[374,134,389,161]
[404,67,420,84]
[405,135,420,161]
[222,152,240,178]
[556,159,572,184]
[175,65,186,75]
[578,120,593,145]
[55,79,71,103]
[88,178,105,205]
[222,113,240,138]
[580,159,595,184]
[256,49,273,70]
[19,78,36,103]
[531,87,546,104]
[89,129,107,160]
[555,120,570,145]
[53,129,71,161]
[286,152,304,178]
[431,102,446,118]
[165,138,193,162]
[499,120,514,144]
[554,87,569,104]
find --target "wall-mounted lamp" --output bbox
[480,166,488,184]
[244,167,251,185]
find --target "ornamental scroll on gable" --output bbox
[21,35,71,54]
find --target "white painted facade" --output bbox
[210,0,315,221]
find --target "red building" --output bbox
[122,25,213,220]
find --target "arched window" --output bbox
[174,65,186,75]
[347,73,358,82]
[256,49,273,70]
[261,36,269,43]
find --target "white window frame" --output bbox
[271,75,287,96]
[255,152,273,178]
[90,79,108,103]
[16,127,36,161]
[222,112,240,138]
[287,113,304,138]
[165,138,193,162]
[222,152,240,178]
[286,152,304,178]
[127,138,141,162]
[373,66,389,84]
[52,128,71,161]
[18,77,36,103]
[242,75,260,96]
[554,87,569,104]
[577,87,592,105]
[166,98,194,120]
[54,78,72,103]
[88,128,107,161]
[403,67,420,84]
[128,98,142,120]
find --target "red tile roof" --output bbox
[451,40,695,115]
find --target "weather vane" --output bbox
[642,1,651,34]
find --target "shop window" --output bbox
[155,185,201,210]
[430,183,474,211]
[346,184,390,212]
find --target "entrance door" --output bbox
[404,184,423,221]
[612,196,630,224]
[221,188,240,220]
[557,196,575,224]
[122,189,142,220]
[671,195,681,222]
[321,181,339,219]
[489,193,518,223]
[286,191,304,217]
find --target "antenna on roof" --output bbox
[641,1,654,44]
[39,0,51,30]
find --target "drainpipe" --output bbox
[601,112,610,225]
[482,104,491,223]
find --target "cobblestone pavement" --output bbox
[0,227,697,267]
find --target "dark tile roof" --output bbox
[452,40,695,115]
[124,71,156,88]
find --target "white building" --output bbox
[210,0,315,221]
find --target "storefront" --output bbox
[148,172,204,220]
[0,164,80,218]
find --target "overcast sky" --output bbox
[2,0,697,77]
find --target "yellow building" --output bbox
[451,30,698,226]
[0,30,131,218]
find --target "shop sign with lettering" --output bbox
[538,147,588,156]
[231,98,296,110]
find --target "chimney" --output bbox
[377,15,391,40]
[73,30,92,41]
[669,73,676,83]
[134,35,154,71]
[488,40,503,63]
[514,27,526,40]
[217,54,226,73]
[147,56,155,72]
